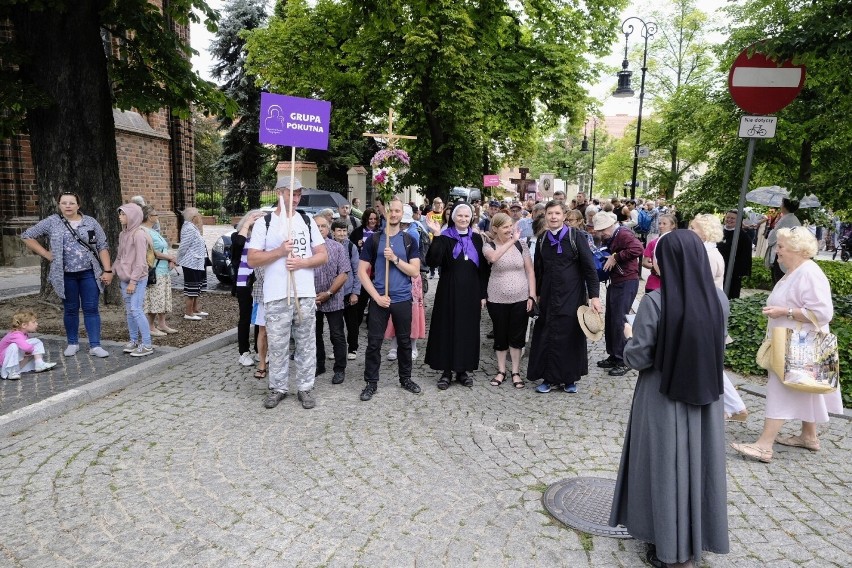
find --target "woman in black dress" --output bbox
[423,203,489,389]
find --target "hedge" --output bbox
[726,292,852,407]
[743,257,852,295]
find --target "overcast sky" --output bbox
[190,0,732,117]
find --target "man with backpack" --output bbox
[331,219,362,360]
[357,198,422,401]
[247,178,327,411]
[634,202,653,244]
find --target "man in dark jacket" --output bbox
[718,210,753,299]
[593,212,644,376]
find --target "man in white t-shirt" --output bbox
[247,177,327,410]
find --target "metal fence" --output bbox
[194,181,357,222]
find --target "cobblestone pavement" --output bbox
[0,277,850,567]
[0,336,175,415]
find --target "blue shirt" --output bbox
[359,230,419,303]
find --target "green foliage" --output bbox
[725,293,769,376]
[726,292,852,406]
[742,258,773,291]
[743,256,852,295]
[244,0,629,200]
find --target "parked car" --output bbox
[449,186,482,204]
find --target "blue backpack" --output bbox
[636,209,652,233]
[592,246,611,283]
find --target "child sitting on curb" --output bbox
[0,310,57,380]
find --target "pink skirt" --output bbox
[385,275,427,340]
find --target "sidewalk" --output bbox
[0,276,849,566]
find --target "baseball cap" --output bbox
[488,199,500,207]
[510,201,522,210]
[275,176,303,191]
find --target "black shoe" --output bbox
[360,382,378,401]
[608,364,630,376]
[456,371,473,387]
[400,379,422,394]
[645,545,664,568]
[437,372,451,390]
[597,356,618,369]
[315,367,326,377]
[486,331,494,339]
[332,371,345,384]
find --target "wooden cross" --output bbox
[362,108,417,148]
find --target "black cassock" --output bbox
[424,233,489,372]
[527,228,600,385]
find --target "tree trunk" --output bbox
[797,139,812,184]
[10,0,123,303]
[667,142,679,200]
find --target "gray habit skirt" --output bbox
[609,370,729,565]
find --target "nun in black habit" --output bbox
[422,203,489,389]
[526,200,601,391]
[609,229,730,568]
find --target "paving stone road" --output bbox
[0,271,850,566]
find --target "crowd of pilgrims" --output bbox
[11,182,839,568]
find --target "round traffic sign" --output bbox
[728,44,806,115]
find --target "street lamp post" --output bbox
[580,118,598,201]
[613,16,656,200]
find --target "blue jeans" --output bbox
[63,269,102,347]
[121,278,151,346]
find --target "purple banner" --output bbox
[259,92,331,150]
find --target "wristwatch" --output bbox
[393,257,400,266]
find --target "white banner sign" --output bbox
[738,115,778,139]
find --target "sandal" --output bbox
[253,368,268,379]
[490,371,506,387]
[730,442,773,463]
[437,373,451,390]
[775,434,820,452]
[511,372,525,389]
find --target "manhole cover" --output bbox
[542,476,631,538]
[495,422,520,432]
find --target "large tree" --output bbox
[1,0,232,297]
[245,0,627,202]
[209,0,270,211]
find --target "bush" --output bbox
[726,292,852,407]
[742,257,852,295]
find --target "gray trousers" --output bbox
[266,298,317,394]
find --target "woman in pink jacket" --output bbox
[115,203,154,357]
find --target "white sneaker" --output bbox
[194,311,209,317]
[347,351,357,360]
[412,347,419,359]
[327,353,335,360]
[130,345,154,357]
[122,341,138,354]
[89,346,110,358]
[184,314,202,321]
[34,361,57,372]
[64,344,79,357]
[387,348,397,361]
[238,352,254,367]
[5,372,21,380]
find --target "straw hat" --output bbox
[577,305,604,341]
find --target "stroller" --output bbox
[833,223,852,262]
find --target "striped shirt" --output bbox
[313,237,350,312]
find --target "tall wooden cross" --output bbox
[363,108,417,148]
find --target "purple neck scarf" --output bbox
[547,226,569,253]
[441,227,479,266]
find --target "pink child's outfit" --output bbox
[0,330,48,379]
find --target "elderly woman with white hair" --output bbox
[423,202,490,389]
[689,214,726,289]
[731,227,840,463]
[176,207,209,321]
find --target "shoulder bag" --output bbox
[60,215,104,270]
[757,309,839,394]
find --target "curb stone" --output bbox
[0,327,237,437]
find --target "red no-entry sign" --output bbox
[728,45,805,115]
